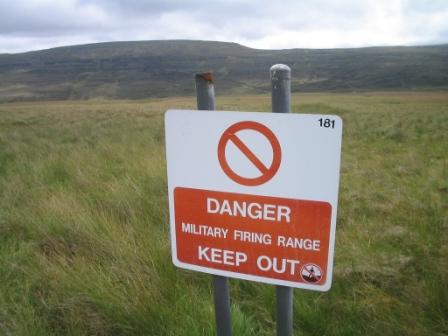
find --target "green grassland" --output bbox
[0,92,447,335]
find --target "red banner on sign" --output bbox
[174,187,332,285]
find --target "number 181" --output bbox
[318,118,335,129]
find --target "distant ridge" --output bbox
[1,40,447,101]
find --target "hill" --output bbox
[0,40,447,101]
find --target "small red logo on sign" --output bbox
[218,121,282,186]
[301,264,323,283]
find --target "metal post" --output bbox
[195,72,232,336]
[270,64,294,336]
[195,72,215,110]
[271,64,291,113]
[212,275,232,336]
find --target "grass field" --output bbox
[0,92,447,335]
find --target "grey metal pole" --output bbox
[212,275,232,336]
[270,64,294,336]
[195,72,232,336]
[271,64,291,113]
[195,72,215,110]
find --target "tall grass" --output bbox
[0,92,447,335]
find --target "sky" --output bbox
[1,0,448,53]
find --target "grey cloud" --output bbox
[0,1,108,36]
[82,0,260,14]
[0,0,266,38]
[402,0,448,14]
[0,0,447,53]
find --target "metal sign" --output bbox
[165,109,343,291]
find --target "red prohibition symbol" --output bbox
[218,121,282,186]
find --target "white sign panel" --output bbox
[165,109,343,291]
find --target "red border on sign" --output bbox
[217,121,282,186]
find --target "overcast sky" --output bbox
[1,0,447,53]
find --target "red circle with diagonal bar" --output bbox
[218,121,282,186]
